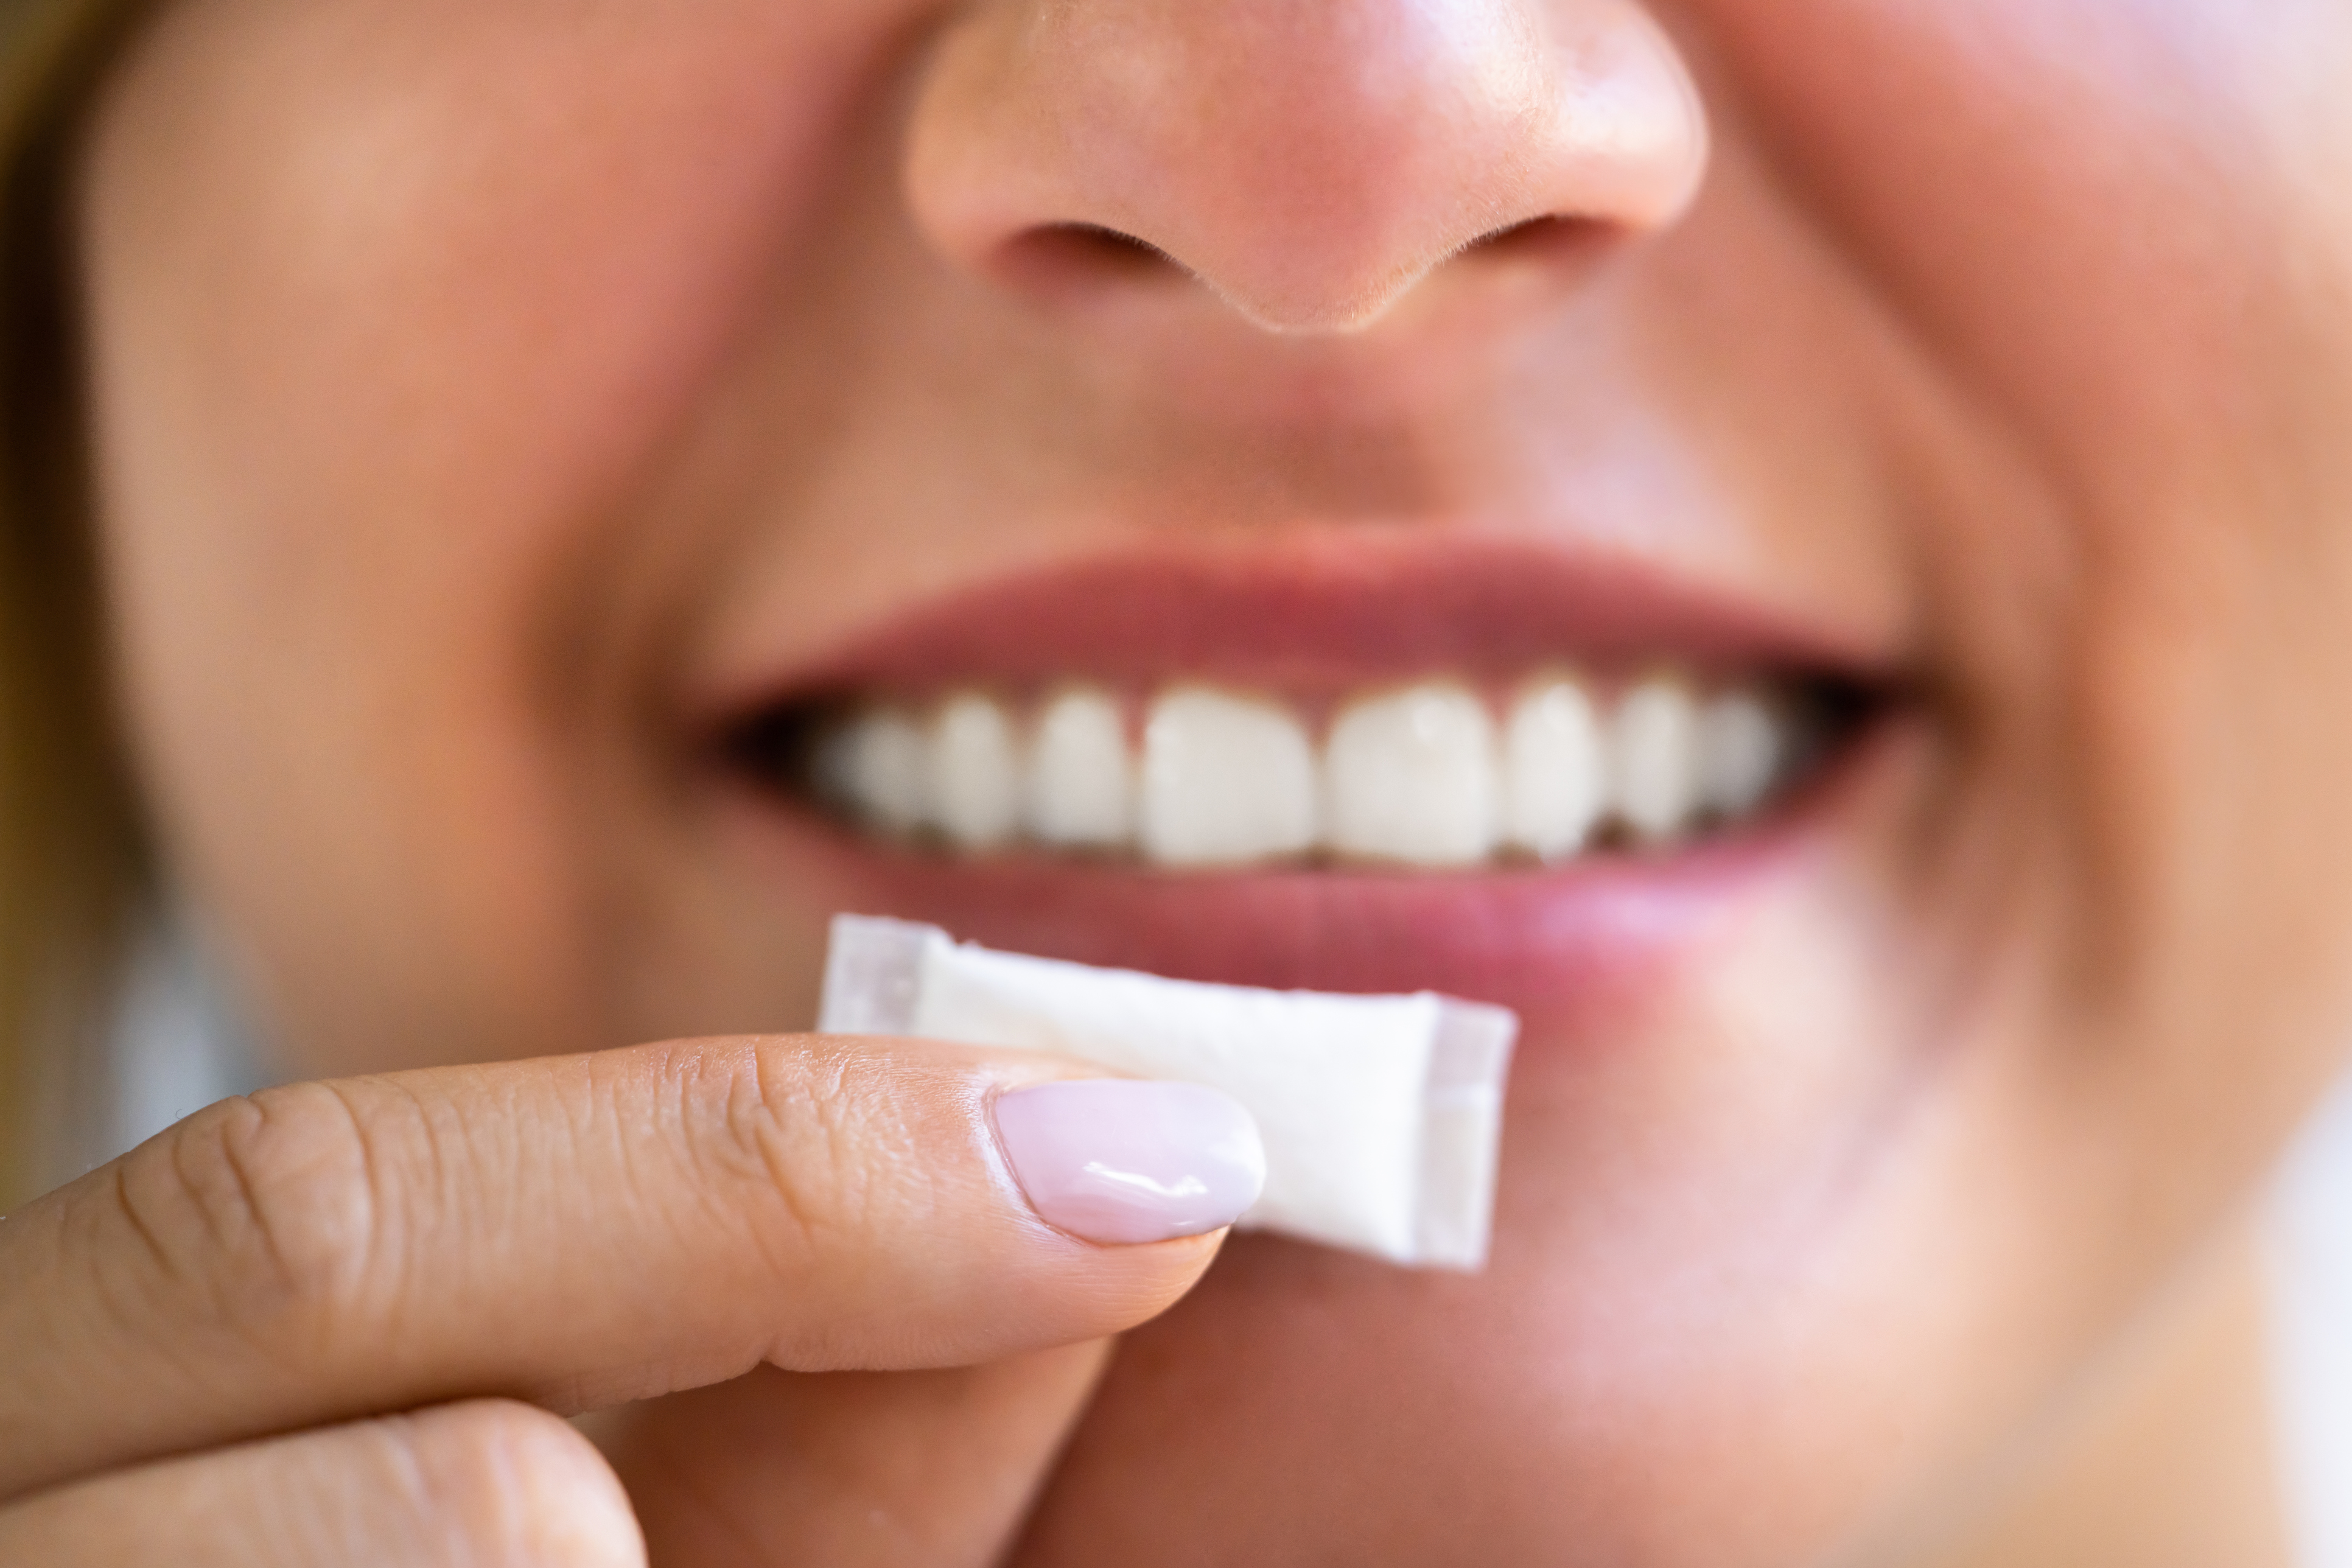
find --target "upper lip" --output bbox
[689,529,1902,733]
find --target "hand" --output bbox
[0,1035,1255,1564]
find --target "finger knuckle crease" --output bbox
[121,1085,387,1341]
[718,1047,878,1259]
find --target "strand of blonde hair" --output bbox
[0,0,153,1205]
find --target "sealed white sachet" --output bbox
[819,914,1518,1270]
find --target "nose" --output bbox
[904,0,1708,334]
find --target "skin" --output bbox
[3,0,2351,1561]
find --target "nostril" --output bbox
[1460,215,1611,263]
[994,223,1190,304]
[1466,216,1563,253]
[1051,223,1177,270]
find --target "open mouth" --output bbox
[688,537,1908,1004]
[705,539,1892,878]
[727,668,1876,870]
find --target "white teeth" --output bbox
[928,692,1022,849]
[1325,682,1498,866]
[1140,687,1320,866]
[1503,676,1605,861]
[1610,675,1702,844]
[814,671,1804,865]
[1028,687,1134,847]
[821,708,929,833]
[1698,689,1785,820]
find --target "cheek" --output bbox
[79,0,909,1064]
[1701,0,2352,1096]
[1698,0,2352,592]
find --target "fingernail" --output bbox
[992,1080,1266,1245]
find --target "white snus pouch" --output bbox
[818,914,1519,1270]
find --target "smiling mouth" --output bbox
[705,540,1894,877]
[729,670,1875,870]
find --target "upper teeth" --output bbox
[1029,687,1135,849]
[1325,684,1500,866]
[811,674,1798,869]
[1143,687,1322,864]
[1503,676,1606,859]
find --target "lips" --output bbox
[690,531,1904,1019]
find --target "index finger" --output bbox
[0,1034,1262,1500]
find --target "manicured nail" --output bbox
[992,1080,1266,1245]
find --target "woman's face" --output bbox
[74,0,2352,1560]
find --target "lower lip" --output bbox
[711,723,1906,1035]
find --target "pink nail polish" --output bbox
[992,1080,1266,1245]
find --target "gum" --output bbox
[819,914,1519,1269]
